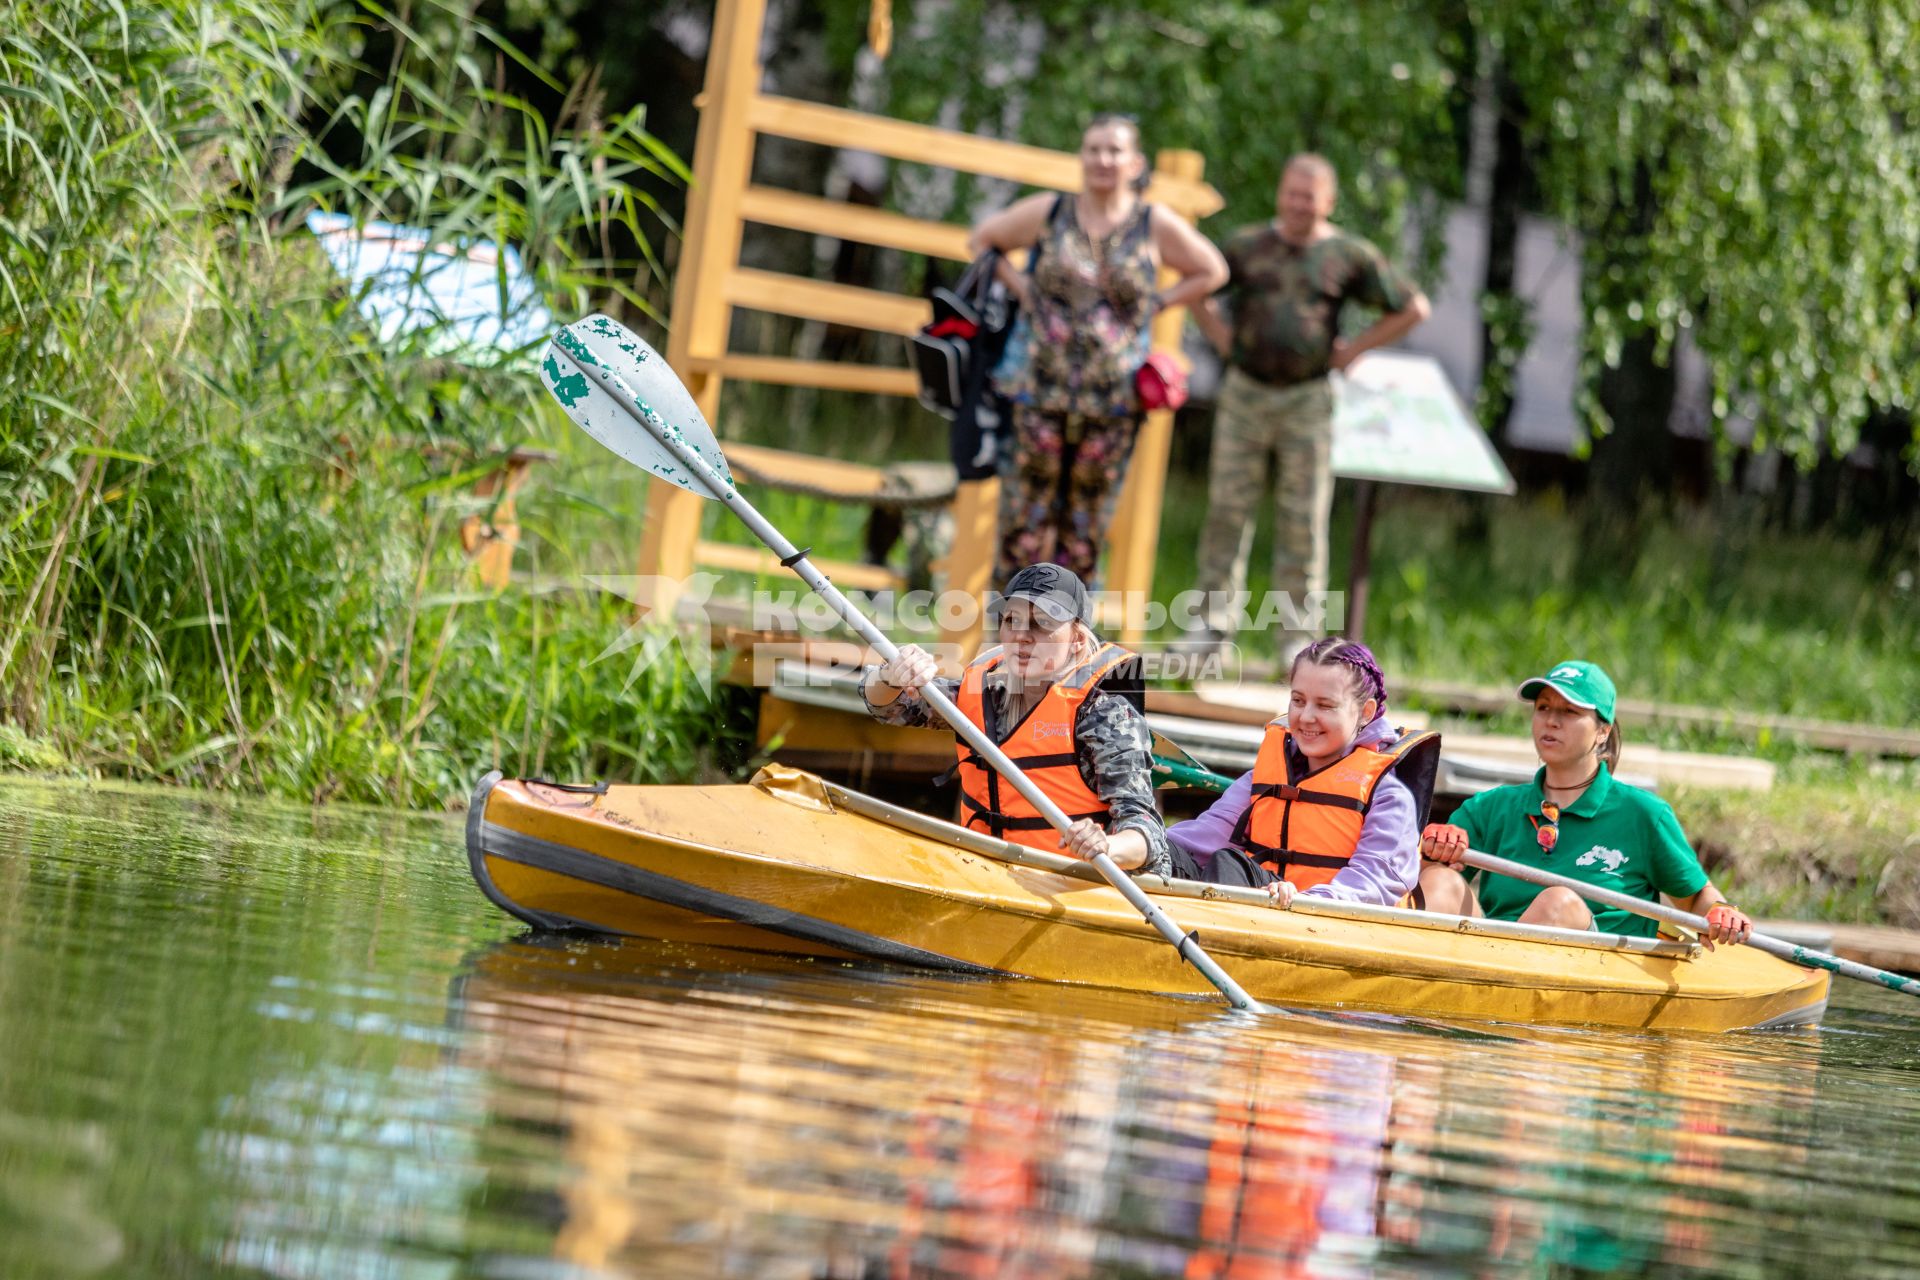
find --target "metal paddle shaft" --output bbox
[1463,849,1920,999]
[542,316,1264,1013]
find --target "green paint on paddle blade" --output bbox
[1151,755,1232,792]
[539,314,735,497]
[542,352,590,407]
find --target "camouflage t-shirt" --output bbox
[1219,224,1416,387]
[861,671,1172,876]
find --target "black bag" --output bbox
[913,196,1062,480]
[911,251,1007,416]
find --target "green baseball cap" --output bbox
[1517,660,1617,722]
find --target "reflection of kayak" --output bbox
[464,766,1828,1033]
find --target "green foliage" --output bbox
[1481,0,1919,458]
[0,0,729,804]
[881,0,1916,463]
[1142,477,1920,726]
[882,0,1462,273]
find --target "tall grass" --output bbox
[0,0,745,805]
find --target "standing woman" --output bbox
[1419,661,1755,945]
[968,113,1227,586]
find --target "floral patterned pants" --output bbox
[994,405,1140,588]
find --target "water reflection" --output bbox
[446,935,1916,1279]
[3,777,1920,1279]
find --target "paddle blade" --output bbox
[540,314,733,495]
[1150,730,1208,773]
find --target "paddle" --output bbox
[1155,751,1920,999]
[1150,733,1231,793]
[1459,848,1920,999]
[539,314,1265,1013]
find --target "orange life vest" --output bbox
[953,642,1139,850]
[1230,724,1441,891]
[1185,1099,1328,1280]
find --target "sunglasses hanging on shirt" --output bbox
[1529,800,1561,854]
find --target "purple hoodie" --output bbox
[1166,715,1420,905]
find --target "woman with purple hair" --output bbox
[1166,638,1440,907]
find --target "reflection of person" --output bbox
[1184,1042,1395,1279]
[1418,661,1754,944]
[860,564,1171,873]
[1190,154,1430,659]
[1166,638,1437,907]
[970,113,1227,587]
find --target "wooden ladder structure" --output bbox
[638,0,1222,653]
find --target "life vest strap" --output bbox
[1276,850,1352,870]
[1246,781,1368,813]
[962,807,1104,833]
[956,747,1080,772]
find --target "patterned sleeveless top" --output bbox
[995,197,1158,419]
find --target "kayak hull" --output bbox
[465,768,1828,1033]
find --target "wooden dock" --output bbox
[1392,676,1920,759]
[1758,921,1920,977]
[1185,681,1776,792]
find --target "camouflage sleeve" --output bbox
[1077,691,1172,877]
[859,670,962,729]
[1345,234,1416,314]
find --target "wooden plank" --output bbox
[672,0,761,367]
[1397,677,1920,758]
[686,353,919,397]
[697,540,905,592]
[747,95,1225,217]
[1440,731,1774,792]
[721,441,891,497]
[644,0,764,600]
[1794,923,1920,976]
[937,478,1000,659]
[740,185,972,260]
[725,266,930,335]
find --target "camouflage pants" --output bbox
[1196,368,1335,643]
[995,405,1139,587]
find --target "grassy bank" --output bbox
[0,0,751,807]
[1675,766,1920,926]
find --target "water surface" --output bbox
[1,776,1917,1278]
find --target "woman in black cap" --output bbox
[861,564,1170,874]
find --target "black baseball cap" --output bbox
[1000,563,1093,626]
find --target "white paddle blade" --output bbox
[1150,730,1206,772]
[539,314,733,495]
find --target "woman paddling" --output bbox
[861,564,1170,874]
[969,112,1227,587]
[1167,638,1439,907]
[1418,660,1754,945]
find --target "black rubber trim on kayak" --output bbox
[525,777,609,795]
[474,811,1005,976]
[465,771,595,932]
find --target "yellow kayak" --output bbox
[464,765,1828,1032]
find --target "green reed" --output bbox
[0,0,742,806]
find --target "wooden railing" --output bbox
[638,0,1221,651]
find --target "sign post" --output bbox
[1330,352,1515,640]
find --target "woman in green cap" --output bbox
[1416,660,1754,945]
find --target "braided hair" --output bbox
[1290,637,1388,717]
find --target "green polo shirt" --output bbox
[1450,765,1708,938]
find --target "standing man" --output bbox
[1191,154,1430,661]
